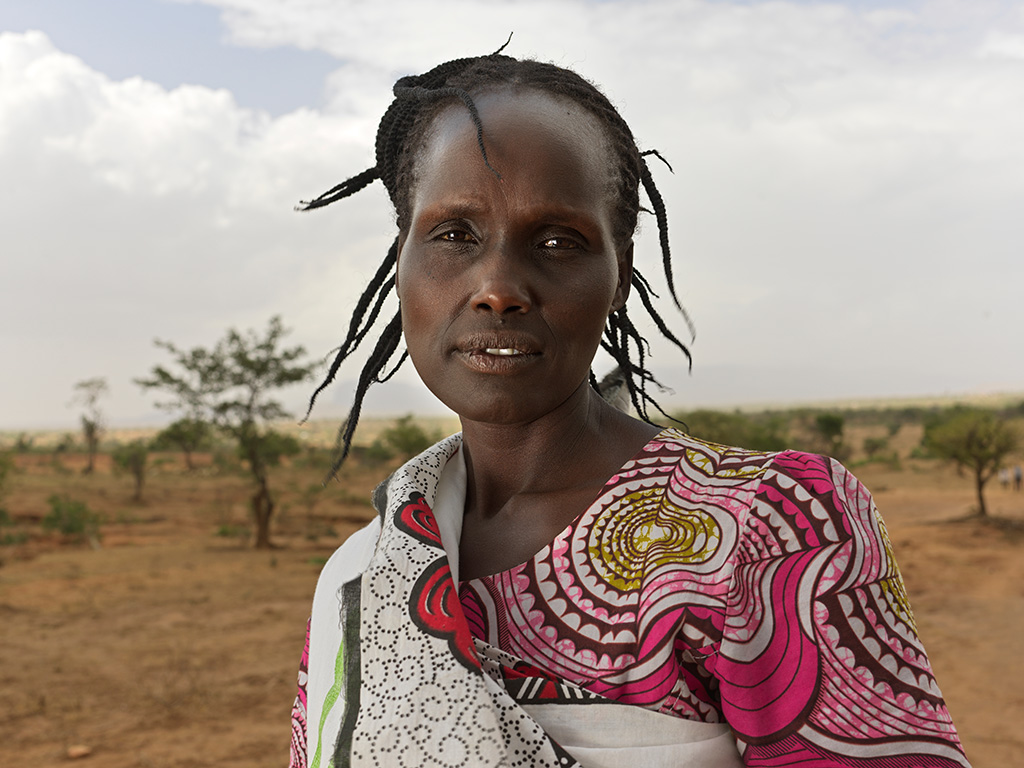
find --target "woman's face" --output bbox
[396,88,632,425]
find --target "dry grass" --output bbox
[1,431,1022,767]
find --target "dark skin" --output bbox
[395,89,660,580]
[457,391,658,579]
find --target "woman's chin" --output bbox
[433,380,592,430]
[444,396,547,427]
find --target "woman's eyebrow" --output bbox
[417,200,488,222]
[530,205,599,226]
[420,199,600,227]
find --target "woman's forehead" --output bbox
[416,88,615,182]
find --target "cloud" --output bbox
[979,30,1024,59]
[3,1,1024,429]
[218,0,1023,401]
[0,30,393,428]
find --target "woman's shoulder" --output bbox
[649,426,853,485]
[644,428,870,527]
[644,426,781,485]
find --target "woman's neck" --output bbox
[459,384,660,519]
[455,385,660,579]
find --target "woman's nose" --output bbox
[470,251,532,315]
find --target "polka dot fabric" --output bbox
[344,435,579,767]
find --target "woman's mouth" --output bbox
[484,348,524,356]
[459,348,538,374]
[455,335,541,373]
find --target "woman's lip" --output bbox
[456,348,540,374]
[454,333,542,356]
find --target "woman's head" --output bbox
[300,46,692,472]
[396,88,632,425]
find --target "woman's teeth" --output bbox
[485,348,522,356]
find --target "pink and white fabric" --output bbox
[290,429,971,768]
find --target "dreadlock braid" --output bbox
[327,311,404,477]
[297,166,379,211]
[391,84,501,180]
[300,47,693,475]
[302,238,399,422]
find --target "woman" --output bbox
[289,49,970,768]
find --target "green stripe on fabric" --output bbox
[311,632,347,768]
[333,577,363,768]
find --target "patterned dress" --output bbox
[289,429,969,767]
[456,429,968,765]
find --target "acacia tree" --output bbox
[136,317,315,548]
[925,409,1021,517]
[71,377,109,474]
[152,417,212,471]
[112,440,149,502]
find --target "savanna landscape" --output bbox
[1,407,1022,768]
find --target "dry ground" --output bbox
[0,439,1022,767]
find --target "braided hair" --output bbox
[300,45,693,475]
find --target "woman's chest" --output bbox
[457,483,606,581]
[458,496,735,721]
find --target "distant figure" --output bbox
[1015,464,1023,492]
[999,467,1011,490]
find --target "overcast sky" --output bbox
[2,0,1023,431]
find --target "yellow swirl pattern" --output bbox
[685,447,767,479]
[587,488,723,592]
[873,506,917,632]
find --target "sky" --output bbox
[2,0,1023,431]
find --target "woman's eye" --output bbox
[541,236,579,250]
[437,229,475,243]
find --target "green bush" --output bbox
[814,413,846,458]
[862,436,890,459]
[215,524,250,540]
[909,445,934,460]
[1,531,28,546]
[42,495,102,545]
[676,410,790,452]
[381,415,440,459]
[112,440,149,502]
[53,433,76,453]
[363,438,395,466]
[0,452,13,522]
[295,446,335,471]
[0,452,12,495]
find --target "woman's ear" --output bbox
[611,241,634,313]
